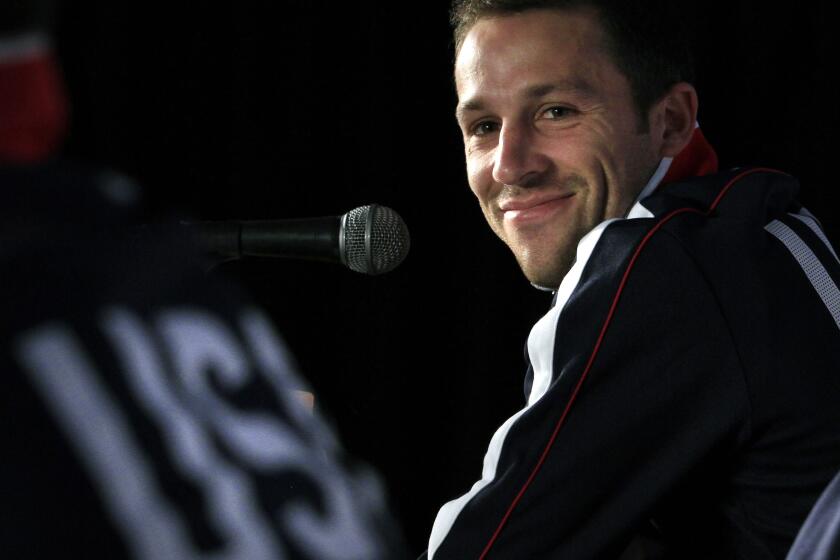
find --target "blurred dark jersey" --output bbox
[0,161,406,559]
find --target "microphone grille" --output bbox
[341,204,410,275]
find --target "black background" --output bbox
[53,2,839,553]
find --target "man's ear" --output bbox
[653,82,699,158]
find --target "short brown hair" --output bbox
[450,0,697,125]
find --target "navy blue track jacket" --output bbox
[426,148,840,559]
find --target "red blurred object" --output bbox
[0,36,69,164]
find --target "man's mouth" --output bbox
[500,193,576,224]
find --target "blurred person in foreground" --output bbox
[422,1,840,558]
[0,3,407,558]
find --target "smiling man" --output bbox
[423,1,840,558]
[454,6,693,288]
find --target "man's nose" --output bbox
[491,123,548,187]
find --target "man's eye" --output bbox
[472,121,499,136]
[542,106,575,119]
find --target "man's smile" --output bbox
[500,192,576,226]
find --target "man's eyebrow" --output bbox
[455,99,486,121]
[455,80,596,120]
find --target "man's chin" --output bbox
[517,258,570,291]
[501,234,576,290]
[505,230,579,289]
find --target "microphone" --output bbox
[185,204,410,275]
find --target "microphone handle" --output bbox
[188,217,342,262]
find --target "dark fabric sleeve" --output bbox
[431,227,752,559]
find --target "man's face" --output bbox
[454,8,663,288]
